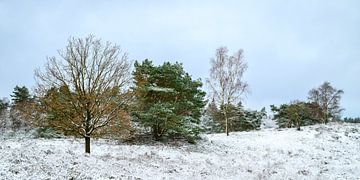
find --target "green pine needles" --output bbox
[132,60,206,142]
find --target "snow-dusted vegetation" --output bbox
[0,35,355,180]
[1,1,359,179]
[1,123,359,179]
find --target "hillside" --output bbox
[0,123,359,179]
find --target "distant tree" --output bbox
[0,98,9,111]
[203,101,266,133]
[0,98,9,128]
[286,103,308,130]
[35,35,132,153]
[308,82,344,123]
[10,85,34,129]
[11,86,32,104]
[132,60,206,142]
[207,47,249,136]
[343,117,360,123]
[271,101,323,130]
[233,104,266,131]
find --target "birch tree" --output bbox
[207,47,249,136]
[35,35,131,153]
[308,81,344,123]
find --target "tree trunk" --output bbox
[324,112,328,124]
[223,105,229,136]
[225,117,229,136]
[224,113,229,136]
[85,136,90,154]
[296,119,301,131]
[323,107,328,124]
[85,108,91,153]
[153,124,162,141]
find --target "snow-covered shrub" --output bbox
[261,116,278,129]
[33,127,64,139]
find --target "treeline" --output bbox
[343,117,360,123]
[271,81,344,130]
[0,35,350,153]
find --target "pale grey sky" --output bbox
[0,0,359,117]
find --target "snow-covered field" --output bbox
[1,123,360,180]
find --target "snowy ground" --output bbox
[1,123,360,180]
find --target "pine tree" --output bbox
[0,98,9,111]
[234,106,266,131]
[132,60,206,142]
[343,117,360,123]
[202,99,223,133]
[271,101,323,130]
[10,85,33,129]
[11,85,32,104]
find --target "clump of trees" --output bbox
[131,60,206,142]
[27,35,207,153]
[271,82,344,130]
[202,100,266,133]
[271,101,323,130]
[202,47,266,134]
[0,85,38,130]
[343,117,360,123]
[1,34,349,154]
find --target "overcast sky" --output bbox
[0,0,359,117]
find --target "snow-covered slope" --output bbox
[1,123,359,179]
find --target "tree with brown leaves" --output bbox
[35,35,132,153]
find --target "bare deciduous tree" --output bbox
[308,81,344,123]
[35,35,132,153]
[207,47,249,136]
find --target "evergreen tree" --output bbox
[10,85,34,129]
[233,105,266,131]
[0,98,9,111]
[11,85,32,104]
[343,117,360,123]
[201,99,223,133]
[271,101,323,130]
[132,60,206,142]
